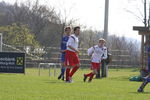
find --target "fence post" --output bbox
[54,65,56,76]
[49,65,51,76]
[38,63,40,76]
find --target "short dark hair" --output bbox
[73,26,80,32]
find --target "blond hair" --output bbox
[64,26,71,32]
[99,38,106,43]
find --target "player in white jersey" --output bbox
[83,38,107,82]
[65,26,80,83]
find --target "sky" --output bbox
[0,0,147,41]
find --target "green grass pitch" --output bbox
[0,68,150,100]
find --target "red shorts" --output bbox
[65,50,80,66]
[91,62,100,70]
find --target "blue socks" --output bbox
[61,67,66,76]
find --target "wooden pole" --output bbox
[141,35,144,68]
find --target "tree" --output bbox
[125,0,148,26]
[0,1,63,46]
[0,23,39,47]
[79,30,103,48]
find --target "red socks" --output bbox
[85,72,93,77]
[85,72,95,81]
[66,66,79,81]
[89,73,94,81]
[70,66,79,77]
[66,68,70,81]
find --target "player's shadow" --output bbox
[129,92,150,94]
[44,80,66,84]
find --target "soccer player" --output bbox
[137,40,150,92]
[65,26,80,83]
[83,38,107,82]
[58,26,71,80]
